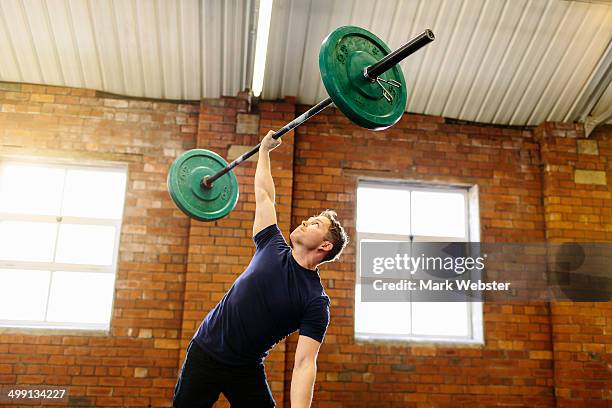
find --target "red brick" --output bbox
[1,88,609,408]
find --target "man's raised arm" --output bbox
[253,131,281,236]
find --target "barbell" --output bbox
[168,26,435,221]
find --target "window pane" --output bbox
[0,269,50,321]
[0,221,57,262]
[55,224,116,265]
[354,285,411,335]
[411,191,466,238]
[46,272,115,324]
[357,186,410,234]
[62,169,127,219]
[411,302,469,337]
[0,163,64,215]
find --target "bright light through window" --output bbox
[357,186,410,234]
[0,164,64,215]
[47,272,115,324]
[55,224,116,265]
[62,169,126,218]
[0,160,126,330]
[354,285,412,335]
[0,221,57,262]
[411,302,469,337]
[411,191,466,238]
[0,269,50,321]
[355,181,482,344]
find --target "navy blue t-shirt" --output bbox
[193,224,330,366]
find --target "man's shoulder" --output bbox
[253,223,280,241]
[253,223,290,250]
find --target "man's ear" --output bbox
[319,241,333,253]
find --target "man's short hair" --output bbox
[319,209,348,264]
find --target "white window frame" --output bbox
[354,178,483,345]
[0,158,127,331]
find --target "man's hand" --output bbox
[260,130,281,153]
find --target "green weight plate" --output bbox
[167,149,239,221]
[319,26,407,130]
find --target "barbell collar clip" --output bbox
[375,77,402,102]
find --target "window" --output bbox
[355,180,483,344]
[0,159,127,331]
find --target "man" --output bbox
[173,131,348,408]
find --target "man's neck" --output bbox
[291,247,319,271]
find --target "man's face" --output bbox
[290,215,332,251]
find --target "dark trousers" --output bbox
[173,340,275,408]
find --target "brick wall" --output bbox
[0,82,198,407]
[285,106,555,408]
[283,111,610,408]
[0,84,609,407]
[536,122,611,408]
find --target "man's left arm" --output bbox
[290,335,321,408]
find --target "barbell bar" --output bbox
[202,96,334,188]
[203,28,434,188]
[168,26,435,221]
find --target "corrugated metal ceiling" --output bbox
[263,0,612,126]
[0,0,252,100]
[0,0,610,127]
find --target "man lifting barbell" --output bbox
[168,24,435,407]
[172,131,348,408]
